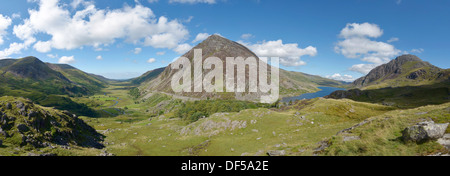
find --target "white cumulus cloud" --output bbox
[192,33,210,43]
[147,58,156,63]
[335,22,401,74]
[325,73,355,82]
[10,0,189,55]
[0,14,12,46]
[96,55,103,60]
[174,43,192,54]
[241,40,317,67]
[134,48,142,54]
[58,55,76,64]
[169,0,216,4]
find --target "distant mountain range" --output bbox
[138,34,344,101]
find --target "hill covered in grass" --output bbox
[0,57,110,116]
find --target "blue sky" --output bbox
[0,0,449,80]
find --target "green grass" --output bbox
[323,102,450,156]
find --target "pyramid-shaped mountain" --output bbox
[140,35,343,101]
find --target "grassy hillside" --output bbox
[327,82,450,109]
[323,102,450,156]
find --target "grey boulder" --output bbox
[402,121,449,143]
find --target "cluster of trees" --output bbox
[129,87,140,99]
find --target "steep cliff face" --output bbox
[352,55,448,89]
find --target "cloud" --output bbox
[240,33,253,40]
[148,0,159,3]
[169,0,216,4]
[147,58,156,63]
[134,47,142,54]
[335,22,401,74]
[96,55,103,60]
[174,43,192,54]
[192,33,210,43]
[58,55,76,64]
[411,48,424,53]
[47,54,57,58]
[0,14,12,45]
[11,13,21,19]
[70,0,93,9]
[0,41,33,59]
[33,41,52,53]
[349,64,377,75]
[325,73,355,82]
[387,37,399,43]
[11,0,189,55]
[241,40,317,67]
[396,0,402,5]
[156,51,165,55]
[339,22,383,39]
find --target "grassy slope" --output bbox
[324,102,450,156]
[76,84,396,156]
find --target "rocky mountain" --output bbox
[139,35,343,101]
[327,55,450,108]
[352,54,449,89]
[0,96,103,149]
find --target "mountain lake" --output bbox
[281,87,346,102]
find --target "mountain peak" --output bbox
[393,54,423,64]
[352,55,443,88]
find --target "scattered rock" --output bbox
[402,121,449,143]
[314,140,330,154]
[267,150,286,156]
[343,135,361,142]
[5,103,12,109]
[415,112,428,115]
[16,124,30,133]
[437,134,450,150]
[98,150,115,156]
[252,129,259,133]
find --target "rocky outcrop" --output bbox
[402,121,449,143]
[0,96,104,149]
[267,150,286,156]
